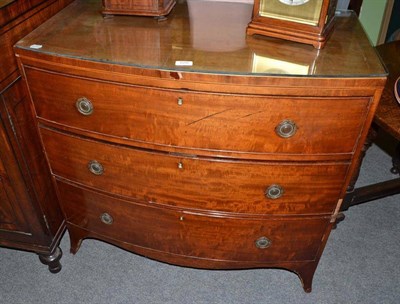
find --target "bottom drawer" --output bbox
[57,180,331,263]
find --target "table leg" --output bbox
[390,142,400,175]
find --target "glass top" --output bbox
[15,0,386,77]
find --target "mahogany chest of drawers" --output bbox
[15,0,386,291]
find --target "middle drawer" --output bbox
[40,127,349,215]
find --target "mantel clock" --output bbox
[247,0,338,49]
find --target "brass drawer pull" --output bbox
[76,97,94,115]
[265,184,284,199]
[100,213,113,225]
[275,119,297,138]
[88,160,104,175]
[255,236,271,249]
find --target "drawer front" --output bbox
[57,180,330,263]
[41,128,348,215]
[26,68,369,155]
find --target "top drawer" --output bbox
[25,67,370,155]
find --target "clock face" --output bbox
[259,0,324,26]
[279,0,310,5]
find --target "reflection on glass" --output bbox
[259,0,323,26]
[252,54,311,74]
[187,0,253,52]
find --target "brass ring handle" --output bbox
[100,213,113,225]
[88,160,104,175]
[265,184,284,199]
[76,97,94,116]
[275,119,297,138]
[255,236,271,249]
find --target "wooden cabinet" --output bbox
[15,0,386,291]
[0,0,73,272]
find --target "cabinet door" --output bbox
[0,140,30,233]
[0,79,54,248]
[0,116,42,244]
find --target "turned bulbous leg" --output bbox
[390,143,400,175]
[38,246,63,273]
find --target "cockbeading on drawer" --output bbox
[41,127,349,215]
[57,180,331,263]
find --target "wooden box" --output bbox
[102,0,176,18]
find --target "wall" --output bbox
[359,0,388,45]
